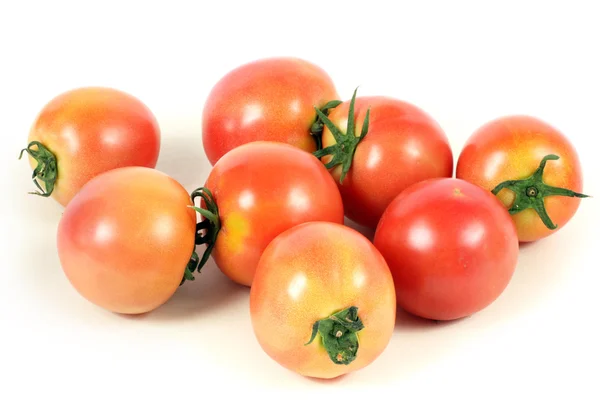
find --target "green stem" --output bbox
[305,306,365,365]
[491,154,590,230]
[180,187,221,285]
[310,100,343,151]
[18,141,58,197]
[312,88,370,183]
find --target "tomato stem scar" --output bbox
[312,87,371,183]
[305,306,364,366]
[18,141,58,198]
[181,187,221,285]
[491,154,590,230]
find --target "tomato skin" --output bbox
[250,221,396,379]
[203,141,344,287]
[321,96,453,229]
[456,115,585,242]
[26,87,161,207]
[373,178,519,321]
[57,167,196,315]
[202,57,339,165]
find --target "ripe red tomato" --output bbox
[57,167,197,315]
[250,221,396,379]
[202,57,339,165]
[456,115,589,242]
[190,141,344,287]
[317,91,453,229]
[373,178,519,321]
[20,87,161,207]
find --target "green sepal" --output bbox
[180,187,221,285]
[312,88,370,183]
[18,141,58,198]
[310,100,343,151]
[305,306,365,365]
[491,154,590,230]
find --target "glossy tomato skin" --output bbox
[456,115,584,242]
[26,87,161,206]
[203,141,344,287]
[202,57,339,165]
[250,221,396,379]
[321,96,453,229]
[373,178,519,321]
[57,167,196,314]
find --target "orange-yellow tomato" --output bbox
[249,221,396,379]
[456,115,587,242]
[57,167,196,314]
[22,87,161,206]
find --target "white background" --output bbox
[1,1,599,398]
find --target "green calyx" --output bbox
[305,306,365,365]
[18,141,58,198]
[491,154,590,230]
[180,187,221,285]
[313,88,371,183]
[310,100,343,151]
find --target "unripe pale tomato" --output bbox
[20,87,161,207]
[57,167,196,315]
[374,178,519,321]
[250,221,396,379]
[188,141,344,287]
[456,115,589,242]
[317,90,453,229]
[202,57,339,165]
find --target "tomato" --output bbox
[249,221,396,379]
[57,167,196,315]
[20,86,161,207]
[316,90,453,229]
[373,178,519,321]
[202,57,339,165]
[188,141,344,287]
[456,115,589,242]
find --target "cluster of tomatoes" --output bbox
[21,57,589,380]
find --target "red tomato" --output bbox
[202,57,339,165]
[373,178,519,321]
[20,87,161,207]
[456,115,589,242]
[250,221,396,379]
[57,167,196,314]
[191,141,344,287]
[317,91,453,229]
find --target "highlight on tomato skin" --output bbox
[201,57,339,165]
[188,141,345,288]
[249,221,396,379]
[456,115,589,242]
[373,178,520,321]
[56,167,197,315]
[19,86,161,207]
[315,89,454,230]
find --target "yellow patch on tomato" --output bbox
[222,212,250,254]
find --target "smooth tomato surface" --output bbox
[202,141,344,287]
[456,115,585,242]
[57,167,196,314]
[321,96,453,229]
[250,221,396,379]
[25,86,161,206]
[202,57,338,165]
[374,178,519,321]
